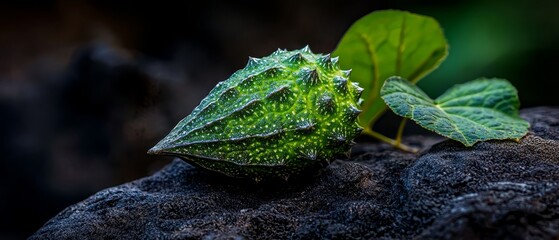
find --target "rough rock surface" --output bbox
[32,107,559,239]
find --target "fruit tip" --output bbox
[147,145,163,155]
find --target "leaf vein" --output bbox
[437,89,511,106]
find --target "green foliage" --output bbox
[334,9,528,148]
[149,47,363,180]
[333,10,448,127]
[381,77,529,146]
[149,9,531,180]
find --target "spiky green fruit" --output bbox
[148,46,363,180]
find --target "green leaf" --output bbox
[380,77,529,146]
[332,10,448,127]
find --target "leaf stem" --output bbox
[395,118,408,146]
[362,127,418,153]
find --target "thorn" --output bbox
[351,82,364,98]
[334,76,348,84]
[285,53,307,64]
[273,48,286,55]
[317,54,332,68]
[299,68,320,85]
[333,76,348,93]
[317,93,335,114]
[247,57,261,68]
[349,105,362,118]
[329,132,347,143]
[342,69,352,78]
[318,54,334,69]
[342,105,360,121]
[331,56,339,66]
[301,45,312,53]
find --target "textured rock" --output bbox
[32,107,559,239]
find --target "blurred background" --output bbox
[1,0,558,238]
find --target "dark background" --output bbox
[1,0,558,238]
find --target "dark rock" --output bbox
[32,107,559,239]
